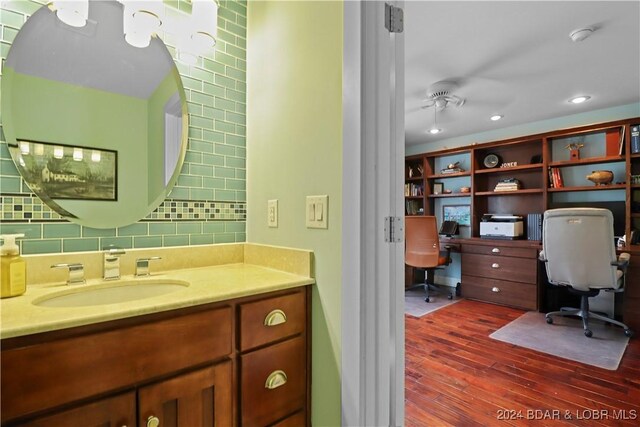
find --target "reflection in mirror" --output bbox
[2,0,187,228]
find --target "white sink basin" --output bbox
[33,280,190,308]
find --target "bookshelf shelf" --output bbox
[549,156,624,167]
[405,196,424,200]
[405,176,424,182]
[426,171,471,179]
[475,164,543,174]
[547,184,626,193]
[475,189,543,196]
[428,193,472,199]
[631,213,640,218]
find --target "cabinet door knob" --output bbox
[492,287,501,293]
[147,416,160,427]
[492,248,500,253]
[491,263,500,268]
[264,309,287,326]
[265,370,288,389]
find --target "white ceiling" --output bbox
[6,0,173,99]
[405,1,640,147]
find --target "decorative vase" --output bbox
[586,170,614,186]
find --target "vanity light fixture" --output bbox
[19,141,30,155]
[176,0,219,64]
[53,146,64,159]
[91,150,101,162]
[122,0,163,49]
[190,0,218,50]
[569,95,591,104]
[51,0,89,28]
[73,147,84,161]
[490,115,503,121]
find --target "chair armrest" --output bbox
[612,252,631,270]
[538,250,547,262]
[441,245,452,265]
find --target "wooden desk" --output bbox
[407,238,640,332]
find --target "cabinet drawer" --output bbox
[1,306,232,423]
[462,275,537,310]
[239,290,306,351]
[241,336,306,427]
[461,244,538,259]
[461,253,537,284]
[271,411,306,427]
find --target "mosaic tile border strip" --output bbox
[0,194,246,222]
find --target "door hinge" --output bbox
[384,216,403,243]
[384,3,404,33]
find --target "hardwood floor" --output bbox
[405,300,640,426]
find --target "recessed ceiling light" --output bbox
[569,27,594,42]
[429,128,442,135]
[569,95,591,104]
[490,115,503,121]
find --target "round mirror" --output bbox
[2,1,187,228]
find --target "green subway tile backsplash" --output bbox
[0,0,246,255]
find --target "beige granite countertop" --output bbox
[0,243,314,339]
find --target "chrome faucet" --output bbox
[51,263,85,285]
[135,257,162,277]
[103,247,125,280]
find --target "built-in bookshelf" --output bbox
[405,117,640,244]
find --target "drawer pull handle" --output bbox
[492,287,501,293]
[147,416,160,427]
[491,263,500,269]
[492,248,500,253]
[264,309,287,326]
[265,370,288,389]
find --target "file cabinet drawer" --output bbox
[462,275,537,310]
[241,336,306,427]
[461,244,537,259]
[462,253,537,284]
[239,290,306,351]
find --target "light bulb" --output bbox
[91,150,101,162]
[19,141,30,155]
[429,128,441,135]
[53,146,64,159]
[73,147,83,161]
[53,0,88,28]
[569,96,590,104]
[490,115,503,121]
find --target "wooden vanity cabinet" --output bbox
[1,286,311,427]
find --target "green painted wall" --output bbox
[246,1,342,425]
[0,0,248,254]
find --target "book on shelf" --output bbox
[494,178,521,192]
[440,167,466,175]
[605,128,622,157]
[619,126,626,155]
[404,183,424,197]
[549,167,564,188]
[632,125,640,154]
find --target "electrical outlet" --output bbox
[268,199,278,228]
[306,195,328,229]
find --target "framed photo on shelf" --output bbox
[443,204,470,226]
[433,182,444,194]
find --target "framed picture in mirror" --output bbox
[14,140,117,201]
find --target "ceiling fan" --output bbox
[421,80,465,111]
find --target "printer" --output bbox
[480,214,524,239]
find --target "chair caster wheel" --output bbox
[424,297,430,303]
[447,294,453,300]
[624,329,634,338]
[546,317,553,324]
[584,329,593,338]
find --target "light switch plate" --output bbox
[268,199,278,228]
[306,195,328,229]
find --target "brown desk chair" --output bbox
[405,216,453,302]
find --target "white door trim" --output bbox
[342,1,405,426]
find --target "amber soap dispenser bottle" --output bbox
[1,233,26,298]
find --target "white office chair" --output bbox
[540,208,633,338]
